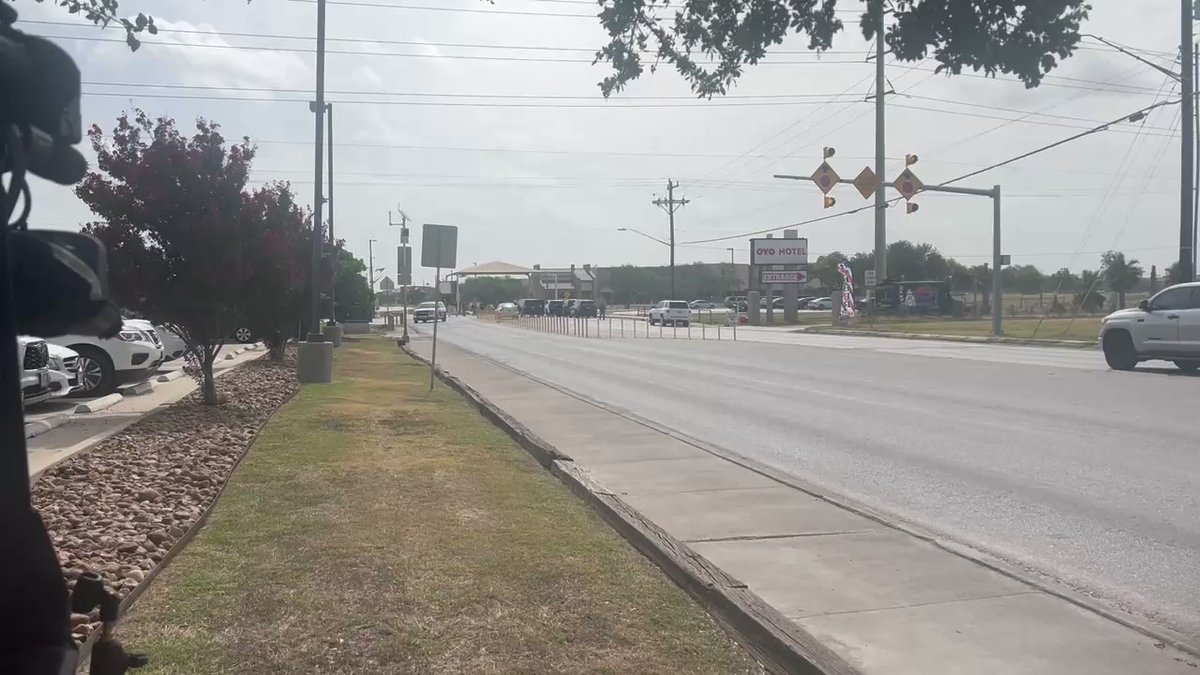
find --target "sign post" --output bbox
[421,223,458,391]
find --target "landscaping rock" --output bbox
[31,352,300,648]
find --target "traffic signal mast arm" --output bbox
[772,174,996,198]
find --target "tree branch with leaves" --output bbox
[593,0,1091,97]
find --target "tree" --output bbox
[77,111,257,404]
[1075,269,1106,312]
[461,277,526,307]
[1049,267,1077,293]
[333,247,374,321]
[813,252,848,290]
[1100,250,1143,309]
[33,0,159,49]
[594,0,1090,96]
[1012,265,1045,304]
[239,182,312,361]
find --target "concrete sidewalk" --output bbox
[409,336,1196,675]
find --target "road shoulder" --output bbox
[408,336,1198,675]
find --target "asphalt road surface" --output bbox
[426,318,1200,644]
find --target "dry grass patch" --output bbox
[119,338,760,674]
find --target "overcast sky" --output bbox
[16,0,1188,286]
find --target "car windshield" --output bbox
[417,302,438,309]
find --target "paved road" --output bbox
[425,318,1200,643]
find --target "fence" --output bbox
[489,312,737,341]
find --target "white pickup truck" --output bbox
[649,300,692,327]
[1100,282,1200,371]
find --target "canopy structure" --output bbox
[452,261,533,278]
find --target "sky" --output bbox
[13,0,1190,287]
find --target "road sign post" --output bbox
[422,223,458,391]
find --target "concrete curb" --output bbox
[25,413,72,440]
[73,393,123,414]
[155,370,184,383]
[122,380,155,396]
[403,344,856,675]
[803,326,1097,348]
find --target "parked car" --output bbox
[48,321,165,397]
[568,299,597,317]
[546,299,565,316]
[413,301,448,323]
[46,343,80,398]
[807,297,834,310]
[797,296,816,309]
[649,300,691,327]
[517,298,546,316]
[17,336,55,407]
[690,300,718,310]
[1100,282,1200,371]
[496,302,520,319]
[154,325,187,361]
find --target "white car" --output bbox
[46,343,80,398]
[649,300,691,327]
[413,301,447,323]
[156,325,188,361]
[496,302,520,319]
[807,297,834,311]
[48,321,165,397]
[1100,282,1200,372]
[17,336,54,407]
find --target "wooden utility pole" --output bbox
[1181,0,1195,282]
[652,180,688,298]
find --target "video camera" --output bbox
[2,6,142,675]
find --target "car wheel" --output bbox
[1102,331,1138,371]
[69,346,115,397]
[441,316,447,322]
[1174,360,1200,373]
[234,327,254,343]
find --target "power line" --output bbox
[287,0,597,18]
[680,97,1182,245]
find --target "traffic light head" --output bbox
[823,196,837,209]
[823,146,836,159]
[906,201,920,214]
[905,154,919,166]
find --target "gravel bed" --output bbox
[32,354,300,645]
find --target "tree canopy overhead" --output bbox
[594,0,1091,96]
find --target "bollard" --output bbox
[702,322,706,340]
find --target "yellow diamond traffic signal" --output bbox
[824,195,837,209]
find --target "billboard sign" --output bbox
[760,270,809,285]
[750,238,808,265]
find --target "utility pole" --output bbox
[1182,0,1195,282]
[326,102,335,323]
[727,247,737,291]
[368,238,377,291]
[651,180,688,298]
[873,2,887,282]
[390,209,411,342]
[308,0,327,341]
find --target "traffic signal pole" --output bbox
[774,173,1004,336]
[873,2,888,283]
[1181,0,1195,282]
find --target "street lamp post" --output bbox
[296,0,334,383]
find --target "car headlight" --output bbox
[118,330,144,342]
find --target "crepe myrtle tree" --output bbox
[239,182,313,361]
[77,111,256,405]
[593,0,1091,97]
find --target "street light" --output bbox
[616,227,671,247]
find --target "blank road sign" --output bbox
[421,223,458,269]
[853,167,878,199]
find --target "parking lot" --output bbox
[24,344,263,479]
